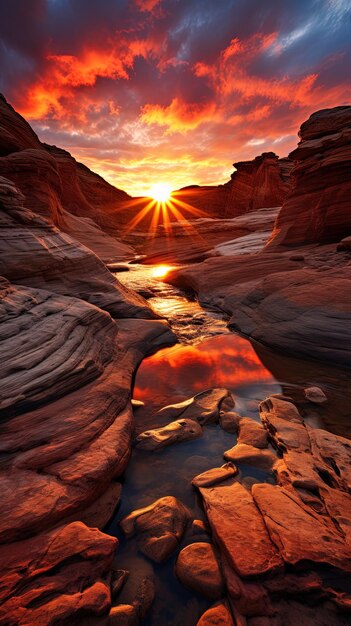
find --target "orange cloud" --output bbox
[140,97,217,133]
[17,39,158,120]
[194,32,350,111]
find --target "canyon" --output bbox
[0,95,351,626]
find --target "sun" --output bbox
[148,182,172,203]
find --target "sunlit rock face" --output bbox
[224,152,292,217]
[173,152,292,219]
[269,106,351,246]
[0,94,134,260]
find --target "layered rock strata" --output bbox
[0,94,135,260]
[0,176,153,319]
[0,174,176,624]
[269,106,351,246]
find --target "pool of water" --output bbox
[109,264,351,625]
[108,333,280,626]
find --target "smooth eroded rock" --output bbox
[224,443,277,471]
[135,418,203,450]
[157,388,235,425]
[120,496,190,562]
[192,463,238,488]
[176,542,225,600]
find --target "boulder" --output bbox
[176,542,225,600]
[219,410,242,433]
[135,418,203,450]
[192,463,238,488]
[224,443,277,471]
[238,418,268,448]
[199,482,283,578]
[304,386,328,404]
[120,496,190,563]
[0,522,117,626]
[197,601,234,626]
[156,388,235,425]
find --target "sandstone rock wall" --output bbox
[0,94,133,260]
[224,152,292,217]
[269,106,351,246]
[173,152,292,219]
[0,172,176,624]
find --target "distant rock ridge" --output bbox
[224,151,292,217]
[268,106,351,247]
[173,151,292,219]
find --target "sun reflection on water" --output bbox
[151,264,174,278]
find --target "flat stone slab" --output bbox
[200,482,283,578]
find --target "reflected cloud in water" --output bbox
[134,333,278,411]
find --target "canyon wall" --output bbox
[173,152,292,219]
[168,105,351,368]
[0,94,135,260]
[0,172,176,624]
[268,106,351,246]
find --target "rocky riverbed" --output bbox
[102,265,351,625]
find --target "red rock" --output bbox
[238,417,268,448]
[224,443,277,471]
[269,106,351,247]
[0,521,116,626]
[199,482,283,578]
[173,152,292,219]
[109,605,138,626]
[175,542,225,600]
[253,483,351,571]
[304,386,328,404]
[197,601,234,626]
[136,418,203,450]
[192,462,238,488]
[224,152,292,217]
[219,410,242,433]
[120,496,190,563]
[0,176,155,319]
[156,388,235,425]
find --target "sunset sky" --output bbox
[1,0,350,196]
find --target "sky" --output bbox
[0,0,350,196]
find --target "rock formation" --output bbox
[0,170,176,623]
[172,153,292,219]
[224,152,292,217]
[0,176,152,319]
[0,94,135,261]
[192,396,351,624]
[269,106,351,246]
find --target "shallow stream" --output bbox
[109,263,351,625]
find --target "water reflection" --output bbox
[133,334,278,428]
